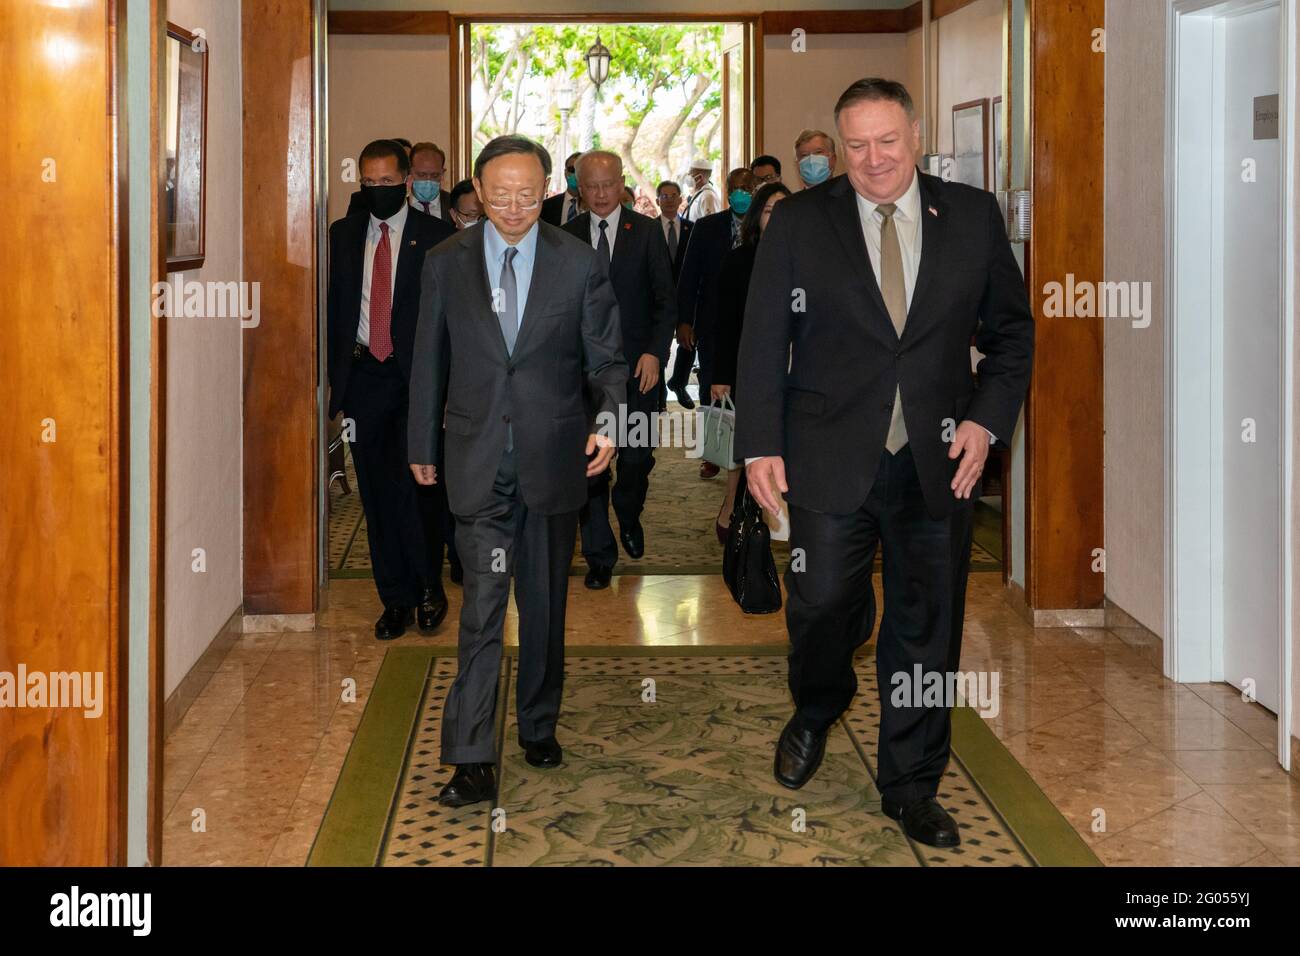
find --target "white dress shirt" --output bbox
[560,191,582,223]
[857,171,922,308]
[661,215,681,251]
[409,193,442,219]
[357,202,409,346]
[588,203,623,259]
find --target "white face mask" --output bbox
[457,214,480,228]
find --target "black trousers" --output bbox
[667,340,696,392]
[342,355,431,608]
[579,378,657,569]
[414,437,453,596]
[440,449,578,764]
[785,445,975,805]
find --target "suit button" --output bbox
[507,366,515,376]
[503,415,511,423]
[883,402,893,411]
[894,350,902,359]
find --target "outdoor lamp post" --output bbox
[585,33,610,91]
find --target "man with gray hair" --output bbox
[408,135,627,806]
[564,150,677,587]
[794,128,838,188]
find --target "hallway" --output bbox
[161,573,1298,867]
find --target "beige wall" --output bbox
[331,0,915,10]
[164,0,244,695]
[934,0,1003,161]
[327,34,450,224]
[762,33,914,175]
[1102,0,1165,636]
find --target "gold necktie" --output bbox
[878,202,908,454]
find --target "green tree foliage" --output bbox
[470,23,725,197]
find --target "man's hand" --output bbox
[586,432,616,477]
[410,463,438,486]
[634,353,661,394]
[676,322,696,351]
[710,384,731,402]
[948,421,990,499]
[745,456,788,515]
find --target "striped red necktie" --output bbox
[368,223,394,361]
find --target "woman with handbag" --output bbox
[710,181,792,543]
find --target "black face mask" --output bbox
[363,183,407,220]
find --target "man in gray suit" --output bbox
[408,135,627,807]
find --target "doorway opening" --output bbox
[1166,0,1295,766]
[451,17,758,212]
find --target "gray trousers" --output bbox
[440,449,578,764]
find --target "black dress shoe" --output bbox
[374,605,413,641]
[438,763,496,807]
[519,736,563,768]
[584,565,612,590]
[773,717,828,790]
[417,586,448,633]
[449,557,463,585]
[674,388,695,410]
[881,796,961,848]
[619,520,645,559]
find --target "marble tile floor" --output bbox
[161,574,1300,867]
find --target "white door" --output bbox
[1167,0,1294,767]
[1218,3,1282,711]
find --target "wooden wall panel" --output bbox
[1025,0,1106,611]
[242,0,319,615]
[0,0,124,864]
[328,10,450,35]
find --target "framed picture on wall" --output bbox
[991,95,1005,192]
[165,23,208,272]
[951,98,989,191]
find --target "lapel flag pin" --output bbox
[928,205,939,217]
[409,239,417,245]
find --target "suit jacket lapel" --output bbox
[346,215,369,338]
[463,227,511,361]
[903,173,950,344]
[822,175,895,341]
[608,213,630,282]
[391,216,423,314]
[512,226,559,358]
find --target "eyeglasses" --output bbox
[754,173,780,184]
[484,195,541,211]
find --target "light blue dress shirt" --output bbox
[482,219,539,323]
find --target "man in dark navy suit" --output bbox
[540,151,583,226]
[327,139,456,640]
[563,151,677,588]
[676,166,755,475]
[737,79,1033,848]
[656,180,694,409]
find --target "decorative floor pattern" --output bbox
[310,649,1089,867]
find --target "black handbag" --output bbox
[722,471,783,614]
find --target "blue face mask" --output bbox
[728,189,752,215]
[798,153,831,186]
[566,172,579,191]
[412,179,440,202]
